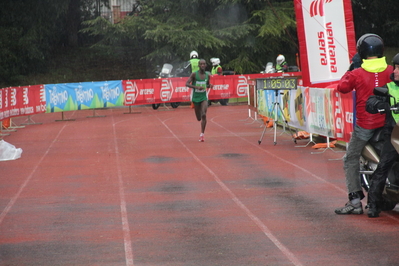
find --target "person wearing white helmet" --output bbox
[275,54,288,72]
[210,58,223,75]
[190,51,200,73]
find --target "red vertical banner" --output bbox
[294,0,356,87]
[294,0,310,86]
[4,85,46,118]
[0,88,4,121]
[332,88,353,142]
[0,87,10,121]
[18,85,46,115]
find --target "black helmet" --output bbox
[356,33,384,59]
[392,53,399,67]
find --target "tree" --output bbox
[2,0,398,87]
[0,0,109,86]
[0,0,70,85]
[351,0,399,47]
[81,0,298,75]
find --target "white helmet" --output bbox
[210,58,220,66]
[190,50,198,59]
[276,54,285,65]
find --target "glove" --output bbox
[366,95,388,114]
[348,53,362,71]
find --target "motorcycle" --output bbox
[261,62,276,73]
[152,63,181,110]
[260,62,300,74]
[359,86,399,211]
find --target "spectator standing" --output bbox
[276,54,288,72]
[189,51,200,73]
[334,33,393,215]
[210,58,223,75]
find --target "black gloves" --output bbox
[348,53,362,71]
[366,95,389,114]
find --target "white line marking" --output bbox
[211,114,399,223]
[111,112,134,266]
[157,116,304,266]
[0,123,68,226]
[210,115,346,192]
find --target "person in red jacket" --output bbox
[334,33,393,215]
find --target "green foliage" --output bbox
[0,0,69,85]
[2,0,399,87]
[0,0,111,87]
[81,0,298,75]
[351,0,399,47]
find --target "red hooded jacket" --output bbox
[337,57,393,129]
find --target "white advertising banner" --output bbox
[294,0,356,86]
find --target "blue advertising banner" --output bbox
[45,80,124,113]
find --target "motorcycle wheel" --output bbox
[170,102,180,108]
[152,104,161,110]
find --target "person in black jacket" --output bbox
[365,53,399,217]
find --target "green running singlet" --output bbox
[191,71,209,104]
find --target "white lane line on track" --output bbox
[209,115,347,194]
[111,111,134,266]
[0,123,68,226]
[210,114,399,223]
[157,116,304,266]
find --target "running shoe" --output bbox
[334,201,363,215]
[199,135,204,142]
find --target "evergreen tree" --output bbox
[81,0,297,75]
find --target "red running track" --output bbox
[1,104,399,266]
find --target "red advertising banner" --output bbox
[294,0,356,87]
[0,72,354,143]
[331,87,354,142]
[122,73,302,106]
[123,78,192,105]
[18,85,46,116]
[0,88,9,121]
[0,85,46,121]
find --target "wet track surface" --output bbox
[1,104,399,266]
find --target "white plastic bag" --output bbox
[0,140,22,161]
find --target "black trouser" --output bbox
[368,131,399,206]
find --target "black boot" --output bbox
[367,203,381,218]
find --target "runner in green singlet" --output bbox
[186,59,213,142]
